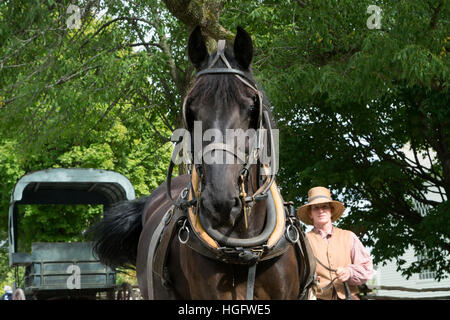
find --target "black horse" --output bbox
[90,26,316,299]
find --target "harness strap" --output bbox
[322,277,351,300]
[204,40,230,69]
[153,206,186,282]
[166,136,184,208]
[296,227,317,299]
[246,262,258,300]
[196,68,256,85]
[283,202,317,300]
[147,207,174,299]
[201,142,246,164]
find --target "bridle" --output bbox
[167,39,277,243]
[157,40,316,300]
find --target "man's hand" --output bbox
[335,267,351,282]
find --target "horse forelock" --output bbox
[189,75,251,113]
[186,67,276,133]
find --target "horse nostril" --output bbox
[233,197,242,210]
[229,197,242,221]
[200,190,243,228]
[213,196,240,214]
[220,197,241,215]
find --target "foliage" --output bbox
[116,268,138,285]
[0,0,176,283]
[0,239,12,290]
[0,0,176,234]
[220,0,450,279]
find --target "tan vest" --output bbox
[306,227,359,299]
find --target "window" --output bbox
[412,199,430,217]
[417,254,436,280]
[419,269,436,280]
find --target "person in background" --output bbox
[1,285,13,300]
[297,186,374,300]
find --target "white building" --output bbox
[370,247,450,299]
[301,144,449,299]
[367,143,449,299]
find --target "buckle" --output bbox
[177,219,190,244]
[286,224,300,243]
[285,217,300,243]
[218,246,266,264]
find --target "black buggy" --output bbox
[7,168,137,300]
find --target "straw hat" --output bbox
[297,186,345,225]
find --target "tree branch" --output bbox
[143,114,171,143]
[137,89,175,133]
[297,0,308,8]
[162,0,234,50]
[385,148,444,187]
[77,83,132,145]
[425,145,447,201]
[428,0,443,30]
[362,183,423,226]
[50,65,100,87]
[79,16,156,49]
[152,11,185,94]
[120,42,163,50]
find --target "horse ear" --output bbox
[233,26,253,70]
[188,26,208,69]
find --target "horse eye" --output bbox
[185,104,195,131]
[247,96,259,129]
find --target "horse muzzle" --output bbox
[199,191,242,229]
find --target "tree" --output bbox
[166,0,450,279]
[219,0,449,279]
[0,0,180,148]
[0,0,175,250]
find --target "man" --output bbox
[297,186,374,300]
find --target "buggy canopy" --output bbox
[8,168,136,266]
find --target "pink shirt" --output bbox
[312,227,374,286]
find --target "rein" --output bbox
[314,257,353,300]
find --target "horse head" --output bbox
[185,26,265,237]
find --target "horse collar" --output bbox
[185,166,287,254]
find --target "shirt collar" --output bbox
[313,226,334,239]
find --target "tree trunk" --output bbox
[162,0,234,52]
